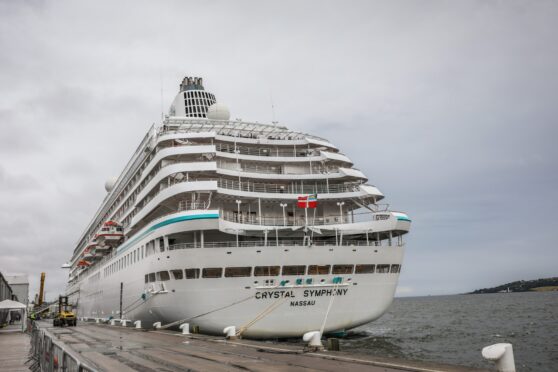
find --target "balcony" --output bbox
[217,178,363,195]
[220,210,387,227]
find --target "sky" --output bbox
[0,0,557,302]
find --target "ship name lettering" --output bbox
[255,290,295,300]
[303,288,348,297]
[290,300,316,307]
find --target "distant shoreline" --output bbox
[467,277,558,294]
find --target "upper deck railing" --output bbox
[216,143,322,158]
[168,239,395,250]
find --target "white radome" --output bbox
[206,103,230,121]
[104,176,118,192]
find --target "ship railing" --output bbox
[215,143,324,158]
[217,178,364,194]
[217,161,338,176]
[220,210,390,226]
[168,239,389,250]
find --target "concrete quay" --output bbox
[30,320,490,372]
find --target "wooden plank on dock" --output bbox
[35,321,489,372]
[0,330,30,372]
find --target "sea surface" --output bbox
[341,292,557,371]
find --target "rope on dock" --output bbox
[236,296,288,337]
[157,294,256,330]
[319,282,340,336]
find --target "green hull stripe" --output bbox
[117,213,219,254]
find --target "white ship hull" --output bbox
[68,214,404,338]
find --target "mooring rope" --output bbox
[319,282,340,336]
[157,294,256,330]
[236,296,288,337]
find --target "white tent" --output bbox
[0,299,27,332]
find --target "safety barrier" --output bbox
[27,321,97,372]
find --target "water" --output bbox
[342,292,558,371]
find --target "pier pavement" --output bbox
[0,327,30,372]
[34,320,489,372]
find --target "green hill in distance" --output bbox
[469,277,558,294]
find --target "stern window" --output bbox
[157,271,170,281]
[355,265,375,274]
[281,265,306,276]
[225,267,252,277]
[254,266,280,276]
[202,268,223,278]
[376,264,390,273]
[390,264,401,273]
[308,265,331,275]
[185,268,200,279]
[332,265,354,274]
[171,269,184,279]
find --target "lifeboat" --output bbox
[95,220,124,247]
[77,259,91,267]
[83,247,94,259]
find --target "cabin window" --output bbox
[171,269,183,280]
[144,274,148,283]
[148,273,156,282]
[332,265,354,274]
[159,238,165,252]
[282,265,306,276]
[376,264,390,273]
[157,271,170,281]
[185,268,200,279]
[254,266,280,276]
[202,268,223,278]
[390,264,401,273]
[308,265,331,275]
[355,264,375,274]
[225,267,252,277]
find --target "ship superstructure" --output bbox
[65,76,411,338]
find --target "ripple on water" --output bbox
[341,292,558,372]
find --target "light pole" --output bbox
[336,201,345,223]
[280,202,287,226]
[235,199,242,246]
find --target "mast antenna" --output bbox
[269,88,277,126]
[159,69,164,121]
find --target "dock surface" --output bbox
[0,328,30,372]
[35,321,488,372]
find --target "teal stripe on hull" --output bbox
[117,213,219,254]
[397,216,412,222]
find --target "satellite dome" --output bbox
[206,103,230,121]
[104,176,118,192]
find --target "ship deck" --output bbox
[33,320,488,372]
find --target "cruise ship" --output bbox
[65,76,411,338]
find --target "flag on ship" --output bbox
[297,194,317,208]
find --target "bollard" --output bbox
[179,323,190,335]
[303,331,323,350]
[110,319,116,326]
[121,320,128,327]
[482,343,516,372]
[326,338,340,351]
[153,322,162,329]
[223,326,237,340]
[95,318,100,324]
[134,320,141,329]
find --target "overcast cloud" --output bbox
[0,0,556,301]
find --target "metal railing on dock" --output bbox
[28,321,97,372]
